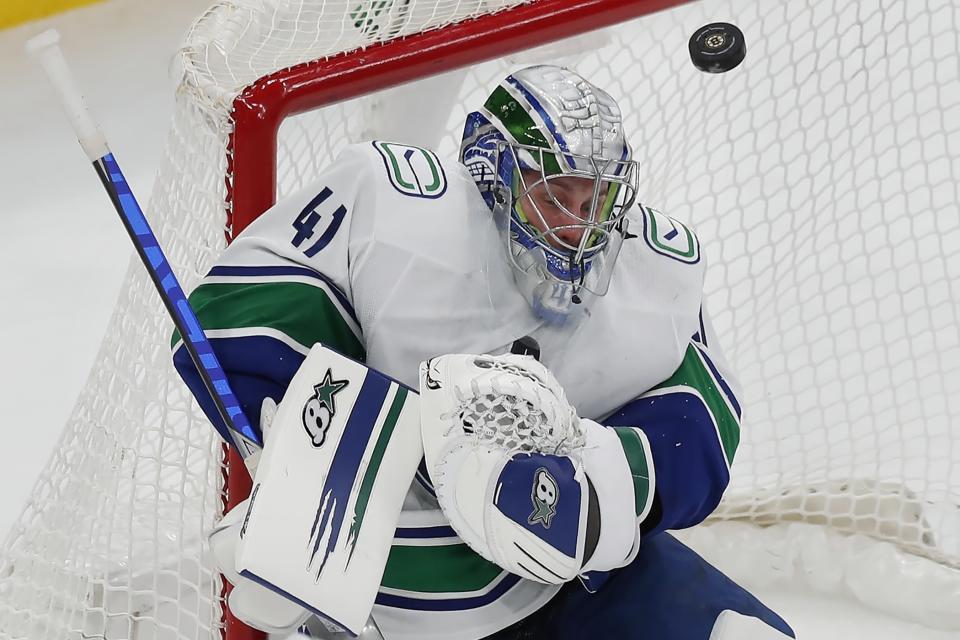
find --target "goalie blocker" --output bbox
[227,345,423,635]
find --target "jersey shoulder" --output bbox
[613,203,707,315]
[219,140,475,264]
[354,139,480,215]
[347,140,491,255]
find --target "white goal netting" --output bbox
[1,0,958,638]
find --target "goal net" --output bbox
[1,0,958,638]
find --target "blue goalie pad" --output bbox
[482,533,794,640]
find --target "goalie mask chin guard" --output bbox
[461,65,639,325]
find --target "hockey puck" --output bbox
[510,336,541,360]
[689,22,746,73]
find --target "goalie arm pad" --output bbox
[170,255,364,446]
[171,147,378,448]
[605,306,742,536]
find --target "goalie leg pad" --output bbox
[209,499,312,634]
[504,534,795,639]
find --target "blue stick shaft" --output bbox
[92,153,262,457]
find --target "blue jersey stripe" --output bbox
[394,525,459,540]
[414,457,437,497]
[694,309,708,347]
[604,391,730,534]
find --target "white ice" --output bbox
[0,1,955,639]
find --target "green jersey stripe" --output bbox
[655,344,741,465]
[612,426,654,520]
[171,281,365,361]
[201,272,361,339]
[381,543,504,594]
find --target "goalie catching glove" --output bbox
[419,353,641,584]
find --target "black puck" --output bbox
[689,22,746,73]
[510,336,541,360]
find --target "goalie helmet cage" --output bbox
[1,0,958,638]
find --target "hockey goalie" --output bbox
[173,65,796,639]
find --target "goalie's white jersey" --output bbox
[173,141,742,639]
[216,141,707,414]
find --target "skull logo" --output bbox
[528,467,559,528]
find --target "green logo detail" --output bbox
[373,141,448,199]
[302,369,350,448]
[640,205,701,264]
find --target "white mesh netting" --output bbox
[1,0,959,638]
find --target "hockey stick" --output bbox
[26,29,263,465]
[26,31,415,638]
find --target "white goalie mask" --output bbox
[461,65,639,325]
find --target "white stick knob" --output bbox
[26,29,110,161]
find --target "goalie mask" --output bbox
[460,65,639,324]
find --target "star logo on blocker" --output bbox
[302,368,350,448]
[314,369,349,413]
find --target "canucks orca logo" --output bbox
[373,141,447,199]
[302,368,349,447]
[528,467,559,528]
